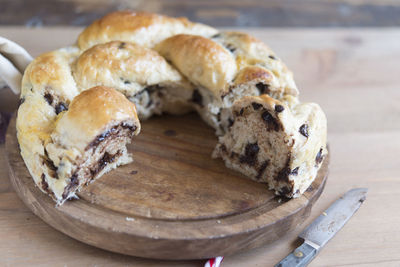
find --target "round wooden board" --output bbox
[5,113,328,260]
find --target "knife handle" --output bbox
[274,242,318,267]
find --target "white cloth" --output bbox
[0,37,33,94]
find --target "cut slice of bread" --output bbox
[36,86,140,204]
[213,95,327,197]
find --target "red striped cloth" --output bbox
[204,256,224,267]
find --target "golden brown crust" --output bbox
[16,84,141,203]
[78,11,218,50]
[67,86,138,125]
[212,32,299,97]
[156,34,237,96]
[250,94,281,108]
[233,66,274,85]
[55,86,140,151]
[73,41,185,96]
[211,31,274,67]
[21,47,80,101]
[17,11,327,203]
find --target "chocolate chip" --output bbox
[299,124,309,137]
[262,111,282,131]
[239,108,244,116]
[221,85,234,99]
[41,173,49,192]
[256,83,270,95]
[90,151,121,177]
[55,102,68,114]
[269,55,276,60]
[44,93,53,105]
[146,99,153,108]
[276,167,290,182]
[316,148,324,164]
[164,129,177,136]
[246,143,260,155]
[220,144,227,153]
[124,80,131,85]
[275,105,284,113]
[278,186,291,196]
[256,160,269,180]
[43,156,58,178]
[62,173,79,199]
[225,44,236,53]
[261,111,273,122]
[121,122,137,132]
[191,89,203,107]
[291,167,299,175]
[118,42,126,49]
[130,170,138,175]
[145,84,162,94]
[276,158,291,183]
[87,124,123,149]
[252,102,263,110]
[92,129,114,147]
[239,142,260,166]
[228,118,234,127]
[217,112,221,122]
[40,174,56,200]
[230,151,238,158]
[99,152,116,170]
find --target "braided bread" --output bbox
[17,11,327,204]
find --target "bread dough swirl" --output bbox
[17,11,327,204]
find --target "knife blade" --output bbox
[275,188,368,267]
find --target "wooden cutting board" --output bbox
[2,27,400,266]
[5,112,328,260]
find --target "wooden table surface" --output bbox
[2,0,400,27]
[1,27,400,267]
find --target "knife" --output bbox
[275,188,368,267]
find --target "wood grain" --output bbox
[0,27,399,266]
[5,113,328,259]
[1,0,400,27]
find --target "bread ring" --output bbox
[17,11,327,204]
